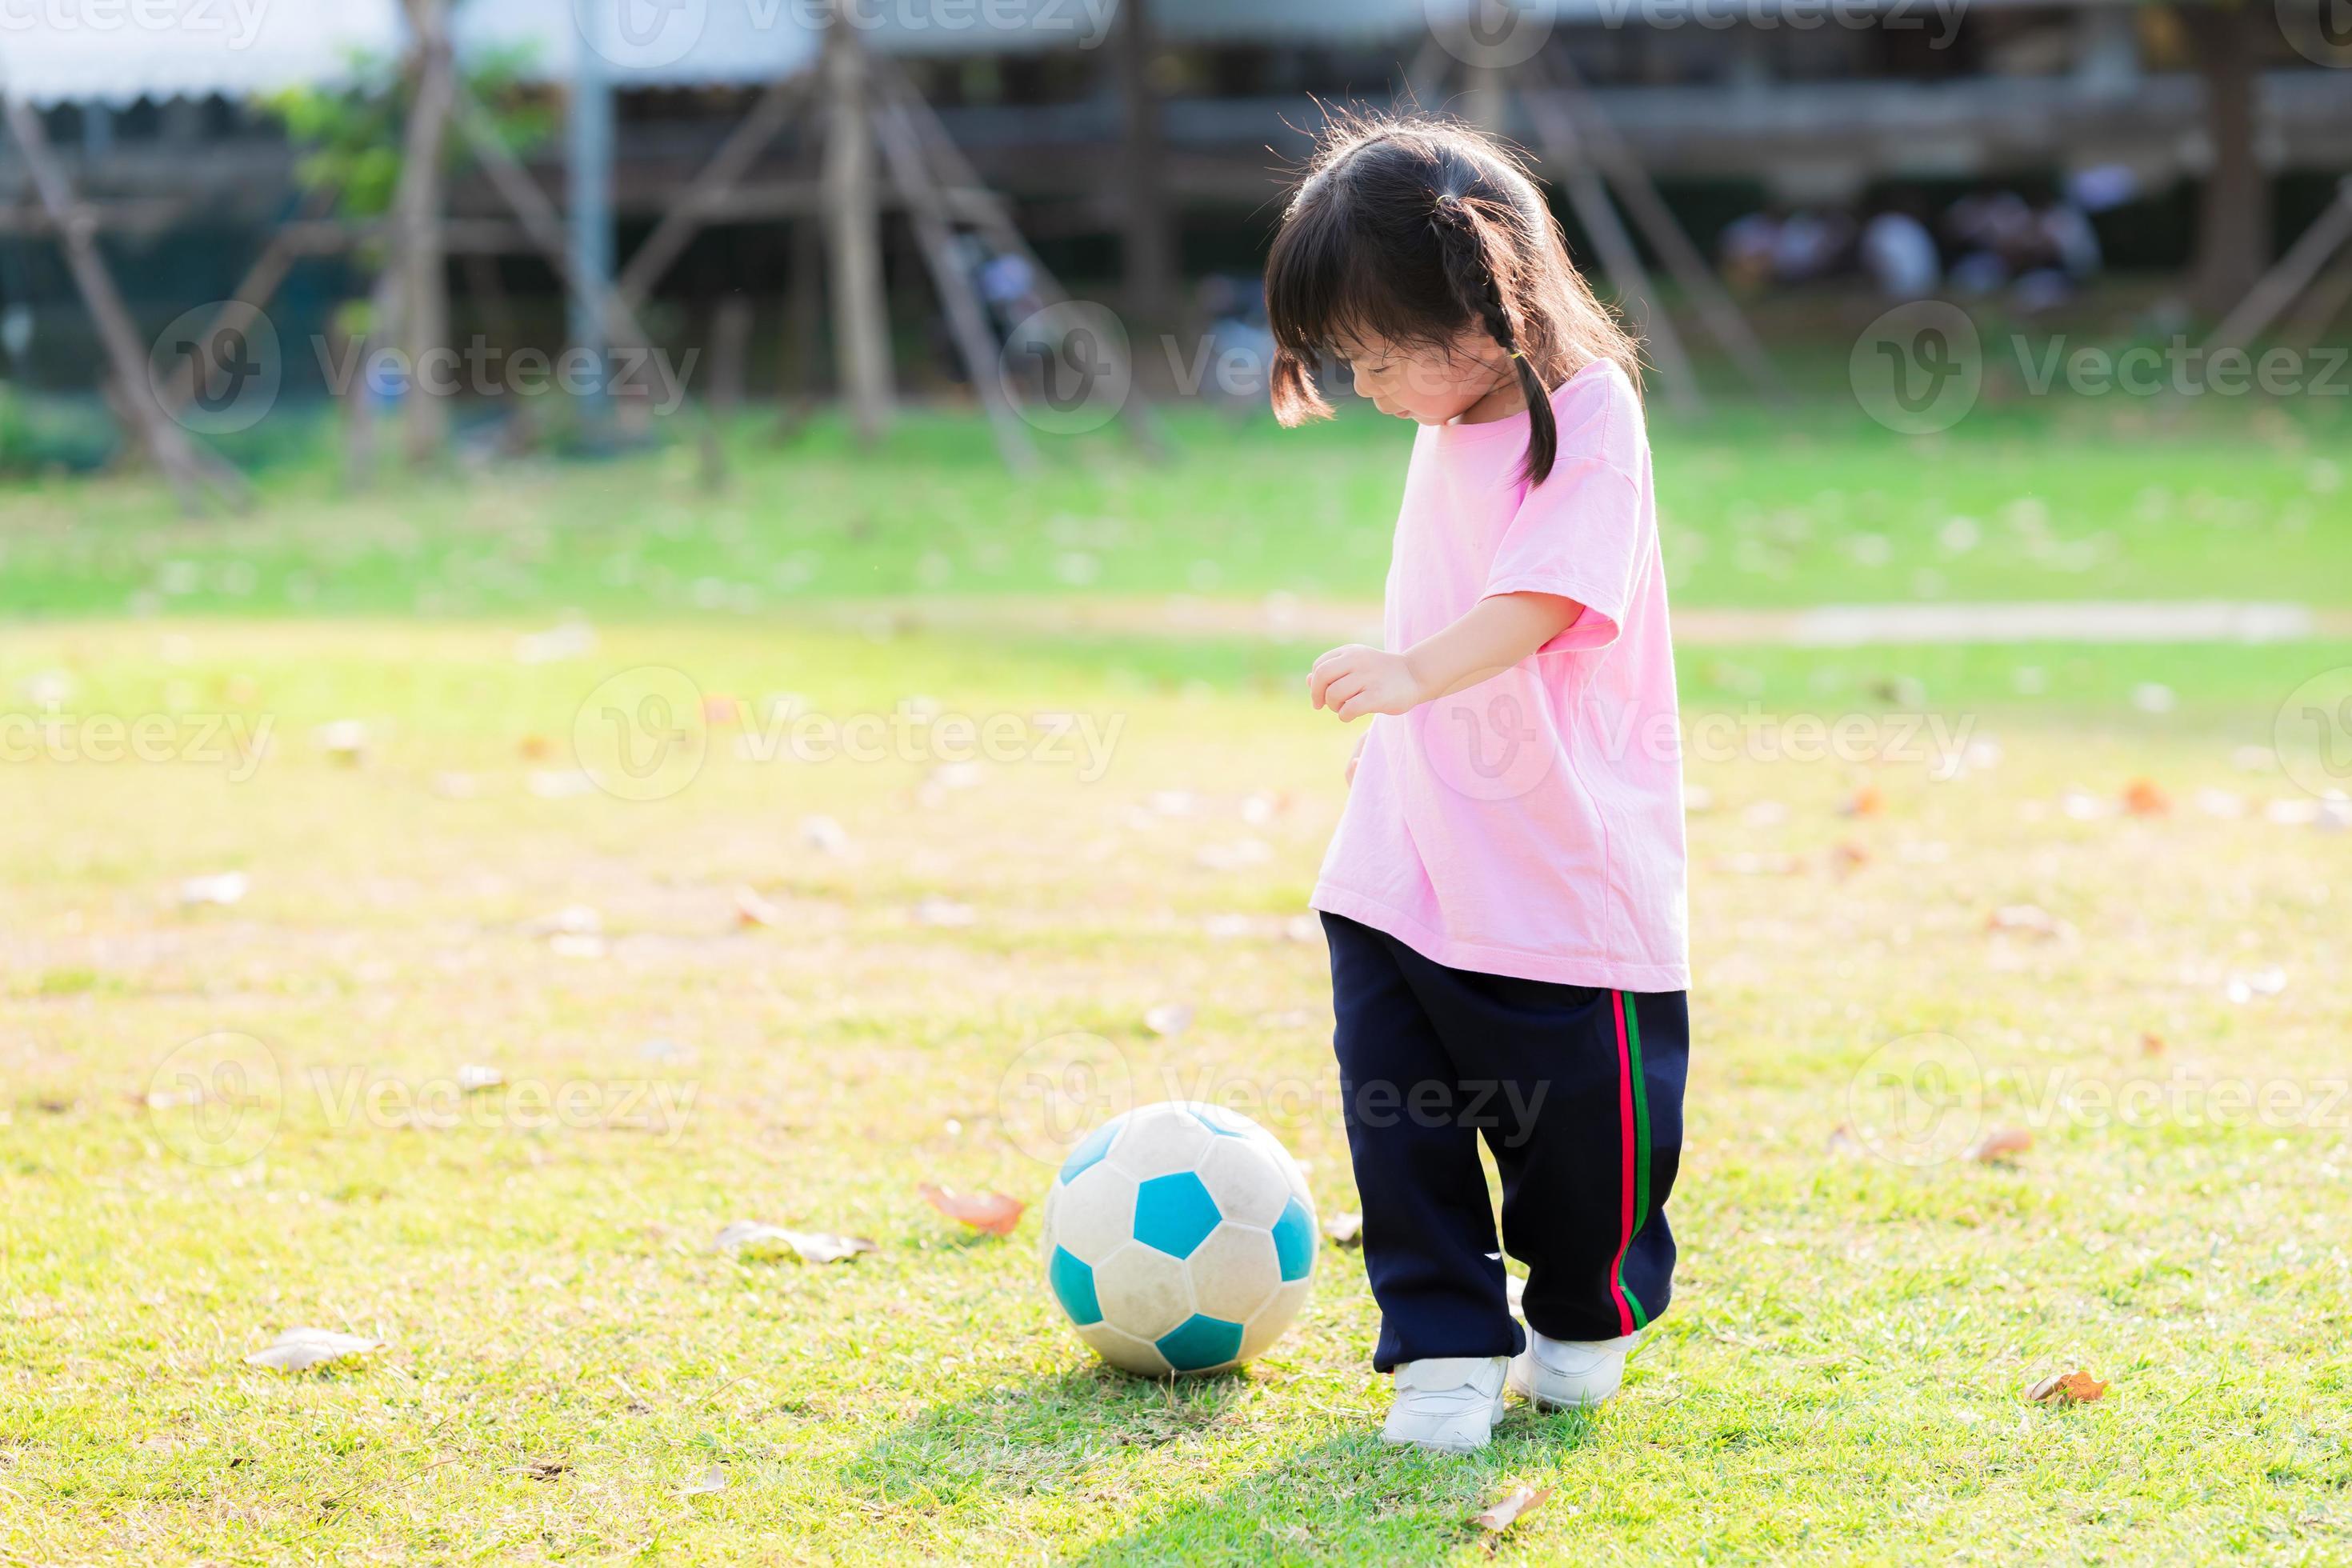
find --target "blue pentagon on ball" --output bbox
[1048,1246,1101,1326]
[1132,1170,1220,1258]
[1190,1103,1254,1138]
[1156,1313,1244,1372]
[1058,1118,1119,1183]
[1271,1196,1315,1282]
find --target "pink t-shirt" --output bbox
[1310,359,1690,991]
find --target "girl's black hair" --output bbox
[1265,112,1642,487]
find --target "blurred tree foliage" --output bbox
[258,43,552,223]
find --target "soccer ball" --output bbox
[1038,1100,1318,1376]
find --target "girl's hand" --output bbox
[1309,645,1429,722]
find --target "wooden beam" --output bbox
[0,195,191,236]
[0,92,238,514]
[870,94,1037,472]
[616,74,810,310]
[1514,77,1703,414]
[872,57,1166,457]
[2282,255,2352,350]
[2204,176,2352,353]
[160,185,342,420]
[450,84,722,448]
[394,0,458,464]
[1112,0,1175,334]
[822,25,894,445]
[1522,56,1783,399]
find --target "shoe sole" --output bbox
[1507,1370,1619,1410]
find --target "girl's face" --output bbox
[1332,326,1518,426]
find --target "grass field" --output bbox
[3,402,2351,1562]
[0,396,2346,618]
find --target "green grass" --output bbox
[3,618,2350,1562]
[0,391,2345,619]
[3,396,2350,1561]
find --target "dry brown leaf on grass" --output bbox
[1323,1211,1363,1247]
[918,1182,1024,1238]
[2027,1370,2108,1405]
[2122,778,2171,817]
[1986,904,2074,941]
[713,1221,876,1264]
[1841,784,1886,818]
[1469,1484,1550,1534]
[679,1466,727,1497]
[1966,1126,2034,1164]
[2139,1032,2166,1058]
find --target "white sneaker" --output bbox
[1381,1356,1509,1453]
[1508,1328,1642,1410]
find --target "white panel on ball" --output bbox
[1040,1100,1318,1376]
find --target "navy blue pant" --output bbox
[1322,912,1687,1372]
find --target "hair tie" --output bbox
[1508,350,1524,360]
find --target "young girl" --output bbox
[1266,115,1690,1453]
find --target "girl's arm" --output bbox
[1308,592,1583,722]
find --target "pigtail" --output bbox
[1429,193,1558,487]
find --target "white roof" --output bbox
[0,0,405,106]
[0,0,2132,106]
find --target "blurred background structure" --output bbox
[2,0,2350,478]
